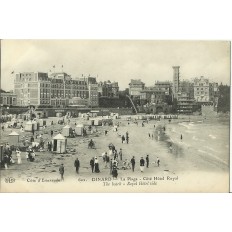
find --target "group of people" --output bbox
[131,155,160,172]
[90,157,100,173]
[1,144,23,169]
[121,131,129,144]
[25,147,36,162]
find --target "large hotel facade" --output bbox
[14,72,99,107]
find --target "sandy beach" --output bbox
[0,114,229,192]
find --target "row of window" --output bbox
[40,84,50,88]
[40,100,50,104]
[50,84,87,89]
[195,87,208,91]
[195,92,208,95]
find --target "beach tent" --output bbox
[75,124,84,136]
[62,125,72,137]
[8,131,20,146]
[52,133,67,153]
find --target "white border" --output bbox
[0,0,231,232]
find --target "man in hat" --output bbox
[131,156,135,172]
[59,164,64,181]
[90,157,95,173]
[74,158,80,174]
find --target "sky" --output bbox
[1,40,230,91]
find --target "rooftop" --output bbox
[130,79,144,85]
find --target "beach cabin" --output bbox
[56,112,63,117]
[38,119,46,127]
[35,110,48,119]
[111,113,119,119]
[52,133,67,153]
[75,124,84,136]
[24,121,33,132]
[62,125,72,137]
[86,119,94,126]
[94,118,102,126]
[24,121,39,132]
[8,131,20,146]
[89,110,99,118]
[32,120,39,130]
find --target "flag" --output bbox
[53,65,55,68]
[11,71,14,74]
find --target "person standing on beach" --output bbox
[90,157,95,173]
[94,157,100,173]
[131,156,135,172]
[59,164,64,181]
[74,158,80,174]
[126,131,129,139]
[140,157,145,172]
[119,148,123,161]
[148,133,150,138]
[180,134,183,141]
[157,157,160,167]
[145,155,149,168]
[169,144,173,152]
[16,149,22,164]
[126,136,129,144]
[3,154,8,169]
[122,135,125,143]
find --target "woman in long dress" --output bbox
[94,157,100,173]
[16,149,22,164]
[140,157,145,172]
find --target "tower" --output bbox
[172,66,180,98]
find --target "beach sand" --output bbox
[0,115,229,192]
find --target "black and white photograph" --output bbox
[0,39,230,192]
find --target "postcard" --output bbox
[0,40,230,192]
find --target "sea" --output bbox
[160,115,230,172]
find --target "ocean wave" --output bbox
[198,149,228,166]
[179,122,195,130]
[193,136,205,142]
[209,134,216,139]
[198,149,207,154]
[204,146,219,153]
